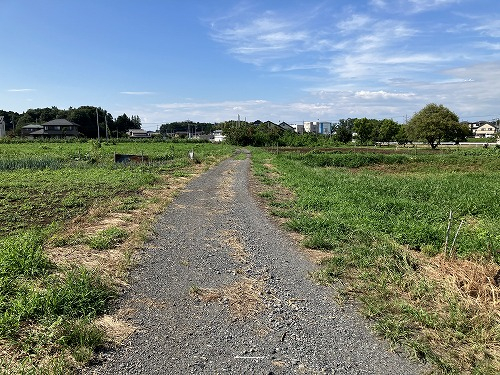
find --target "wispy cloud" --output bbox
[211,16,312,65]
[355,90,416,100]
[120,91,155,95]
[8,88,35,92]
[371,0,462,14]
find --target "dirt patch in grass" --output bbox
[302,248,334,265]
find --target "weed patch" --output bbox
[86,227,128,250]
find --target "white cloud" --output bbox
[474,19,500,38]
[355,90,416,100]
[8,88,35,92]
[120,91,155,95]
[476,42,500,51]
[368,0,462,14]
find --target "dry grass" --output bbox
[94,314,136,345]
[413,253,500,371]
[216,161,237,202]
[220,229,249,263]
[191,277,265,319]
[420,253,499,306]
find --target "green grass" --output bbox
[86,227,128,250]
[252,147,500,374]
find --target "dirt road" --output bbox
[86,152,428,374]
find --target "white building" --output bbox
[303,121,332,135]
[303,121,319,134]
[290,123,305,134]
[212,129,226,142]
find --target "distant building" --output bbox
[22,119,79,138]
[127,129,151,138]
[21,124,43,136]
[212,129,226,142]
[303,121,332,135]
[278,122,295,132]
[290,124,305,134]
[473,122,498,138]
[318,121,332,135]
[0,116,5,137]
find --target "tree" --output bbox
[130,115,142,129]
[334,124,353,143]
[445,121,471,144]
[406,103,460,149]
[67,106,100,138]
[353,118,376,144]
[378,119,401,142]
[115,114,135,134]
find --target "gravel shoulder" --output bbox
[85,152,429,374]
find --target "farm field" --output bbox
[0,140,235,374]
[252,146,500,374]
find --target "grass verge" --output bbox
[251,147,500,374]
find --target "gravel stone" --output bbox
[84,154,429,374]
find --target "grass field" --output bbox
[252,146,500,374]
[0,139,235,374]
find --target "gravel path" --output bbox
[85,153,428,374]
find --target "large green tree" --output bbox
[406,103,461,149]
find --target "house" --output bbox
[127,129,151,138]
[278,122,295,132]
[473,122,498,138]
[21,124,43,136]
[22,119,79,138]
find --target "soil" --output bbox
[84,152,429,374]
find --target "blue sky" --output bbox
[1,0,499,130]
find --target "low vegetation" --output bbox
[0,140,234,374]
[252,146,500,374]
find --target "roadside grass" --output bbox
[251,147,500,374]
[0,140,234,374]
[86,227,128,250]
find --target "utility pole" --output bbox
[105,111,109,142]
[96,108,100,142]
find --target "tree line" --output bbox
[1,103,472,148]
[158,121,217,137]
[220,104,472,148]
[0,106,142,138]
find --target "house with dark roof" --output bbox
[22,119,80,138]
[127,129,151,138]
